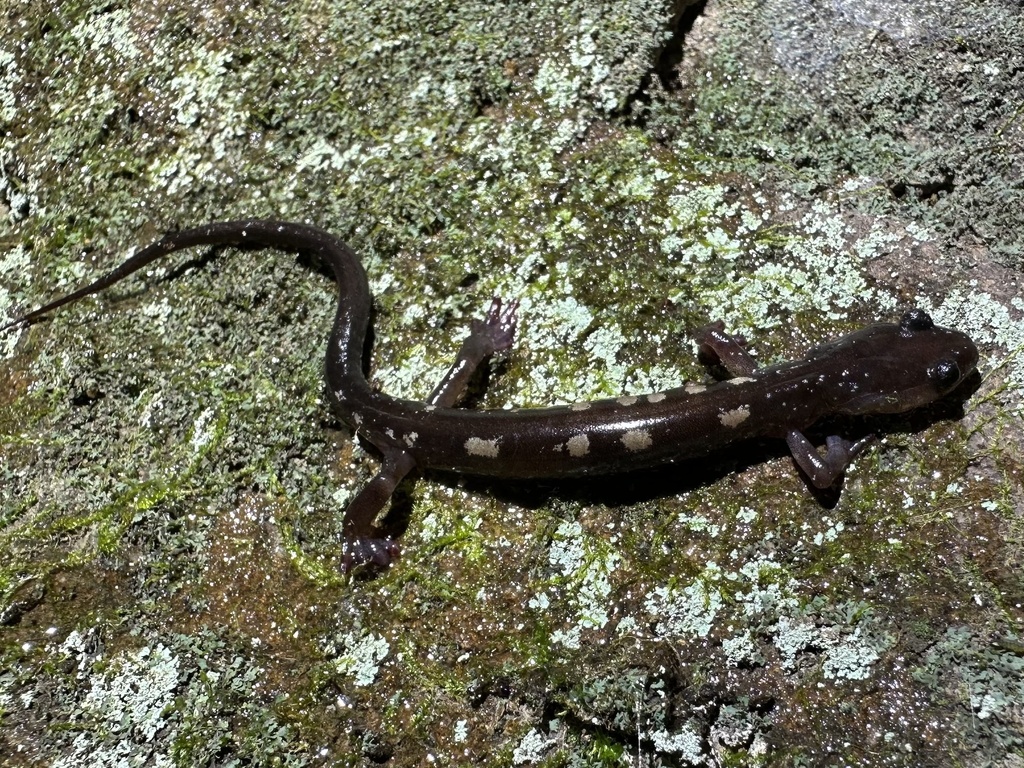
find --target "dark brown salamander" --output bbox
[2,220,980,570]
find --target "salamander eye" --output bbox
[900,308,934,334]
[928,359,961,390]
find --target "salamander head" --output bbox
[823,308,979,415]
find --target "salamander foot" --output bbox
[342,537,401,573]
[470,297,519,356]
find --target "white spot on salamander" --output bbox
[616,395,639,406]
[685,383,707,394]
[569,402,591,411]
[404,432,418,447]
[727,376,756,385]
[566,433,590,457]
[352,412,364,426]
[621,429,653,452]
[719,406,751,427]
[425,404,437,412]
[465,436,500,458]
[647,392,667,403]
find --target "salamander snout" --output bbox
[831,310,979,415]
[911,310,979,395]
[886,310,979,410]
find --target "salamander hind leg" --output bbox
[341,451,416,572]
[786,430,875,489]
[427,297,519,407]
[342,299,518,572]
[472,297,518,356]
[693,321,758,378]
[343,536,402,572]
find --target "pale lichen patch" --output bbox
[333,631,390,687]
[647,392,667,403]
[616,395,638,406]
[569,402,591,411]
[685,383,707,394]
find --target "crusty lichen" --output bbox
[2,0,1023,765]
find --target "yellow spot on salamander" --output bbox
[617,395,639,406]
[621,429,653,452]
[566,433,590,457]
[719,406,750,427]
[465,436,500,458]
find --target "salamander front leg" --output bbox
[341,451,416,572]
[694,321,758,378]
[786,430,874,489]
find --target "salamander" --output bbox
[2,219,980,570]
